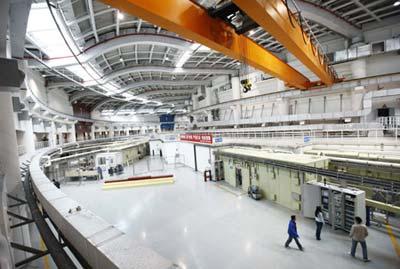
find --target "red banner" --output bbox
[180,133,213,144]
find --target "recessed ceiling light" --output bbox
[119,57,123,62]
[117,11,124,20]
[236,62,241,65]
[249,30,255,35]
[394,1,400,6]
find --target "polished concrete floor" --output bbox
[62,157,399,269]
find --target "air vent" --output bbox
[372,41,385,54]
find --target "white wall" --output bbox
[161,141,179,164]
[149,140,163,156]
[178,142,195,169]
[160,141,212,172]
[195,145,212,172]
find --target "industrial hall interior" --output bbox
[1,0,400,268]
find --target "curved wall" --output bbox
[29,139,172,269]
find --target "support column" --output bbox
[69,124,76,143]
[205,87,213,106]
[232,104,242,122]
[231,77,241,100]
[0,0,21,195]
[49,121,57,147]
[90,125,95,140]
[351,59,367,79]
[191,93,198,110]
[0,92,22,194]
[21,117,35,155]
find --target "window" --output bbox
[98,157,106,165]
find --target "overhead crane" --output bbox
[232,0,337,86]
[99,0,337,89]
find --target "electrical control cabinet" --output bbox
[302,180,366,232]
[214,160,224,181]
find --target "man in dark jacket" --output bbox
[285,215,304,251]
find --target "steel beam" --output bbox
[92,98,114,111]
[28,34,192,68]
[137,88,196,97]
[99,0,310,89]
[233,0,336,86]
[116,79,211,94]
[100,66,238,85]
[287,0,361,38]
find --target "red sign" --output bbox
[180,133,213,144]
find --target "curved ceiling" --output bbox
[25,0,400,115]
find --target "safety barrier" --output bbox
[29,139,172,269]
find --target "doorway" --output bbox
[235,168,242,187]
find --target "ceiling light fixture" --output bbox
[394,1,400,6]
[119,57,123,62]
[175,51,192,68]
[175,43,201,68]
[117,11,124,20]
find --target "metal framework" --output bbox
[25,0,400,113]
[233,0,336,86]
[98,0,311,89]
[22,175,77,268]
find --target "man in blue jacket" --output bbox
[285,215,304,251]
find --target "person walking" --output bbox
[315,206,324,240]
[97,166,103,180]
[349,216,370,262]
[52,179,60,189]
[285,215,304,251]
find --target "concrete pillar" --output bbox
[69,124,76,143]
[90,125,95,140]
[231,77,241,100]
[192,94,198,110]
[21,117,35,155]
[351,88,366,112]
[205,87,213,106]
[276,98,289,115]
[0,92,22,194]
[232,105,242,121]
[206,110,213,122]
[351,59,367,79]
[0,0,21,194]
[49,121,57,147]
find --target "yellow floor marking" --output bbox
[103,178,174,190]
[385,224,400,257]
[40,237,49,269]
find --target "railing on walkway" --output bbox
[379,116,400,129]
[17,145,26,156]
[34,141,49,150]
[187,126,399,145]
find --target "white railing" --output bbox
[379,116,400,129]
[187,127,399,145]
[17,145,26,156]
[34,141,49,150]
